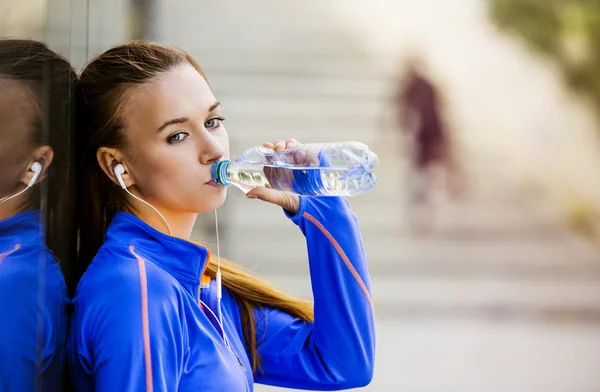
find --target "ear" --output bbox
[97,147,134,188]
[20,145,54,187]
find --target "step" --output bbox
[167,16,370,59]
[225,125,395,153]
[168,18,368,55]
[213,185,554,231]
[218,97,382,122]
[208,74,387,99]
[249,274,600,311]
[218,192,403,228]
[163,1,375,60]
[188,49,381,78]
[222,119,387,150]
[211,225,600,273]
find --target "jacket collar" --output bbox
[104,212,210,291]
[0,210,43,247]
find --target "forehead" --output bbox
[0,78,38,139]
[121,63,215,130]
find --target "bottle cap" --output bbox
[211,160,232,186]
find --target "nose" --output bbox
[198,132,225,165]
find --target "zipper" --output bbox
[197,283,250,391]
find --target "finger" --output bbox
[273,140,286,152]
[291,149,309,165]
[287,138,301,148]
[285,139,299,149]
[263,142,274,149]
[245,187,300,213]
[246,186,275,201]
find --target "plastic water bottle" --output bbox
[211,141,378,197]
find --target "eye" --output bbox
[205,116,225,130]
[167,131,189,144]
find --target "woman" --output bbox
[0,39,76,391]
[70,41,375,391]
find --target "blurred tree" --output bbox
[491,0,600,112]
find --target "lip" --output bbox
[206,180,224,188]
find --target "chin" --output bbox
[194,188,227,213]
[214,188,228,209]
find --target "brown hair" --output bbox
[75,41,313,372]
[0,39,78,279]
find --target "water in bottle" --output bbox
[210,142,378,197]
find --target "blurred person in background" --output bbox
[395,55,465,232]
[0,39,76,391]
[69,41,375,391]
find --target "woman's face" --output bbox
[0,79,36,197]
[117,63,229,214]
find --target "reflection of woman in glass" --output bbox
[69,42,375,391]
[0,40,76,391]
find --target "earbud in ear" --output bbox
[112,163,172,235]
[114,164,127,190]
[0,161,44,204]
[27,162,42,188]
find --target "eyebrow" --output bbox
[157,117,189,133]
[156,101,221,133]
[209,101,221,112]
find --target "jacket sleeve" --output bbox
[71,251,187,392]
[253,196,376,390]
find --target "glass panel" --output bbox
[0,1,82,390]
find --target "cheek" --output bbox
[0,136,29,178]
[136,155,170,178]
[133,144,210,196]
[0,153,28,194]
[130,147,187,192]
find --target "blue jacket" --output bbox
[69,197,375,391]
[0,210,69,391]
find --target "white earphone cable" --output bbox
[199,298,231,349]
[0,162,41,205]
[122,187,173,236]
[0,186,29,204]
[214,209,223,325]
[199,295,250,392]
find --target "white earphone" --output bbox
[113,163,173,235]
[28,162,42,188]
[114,163,127,190]
[0,161,43,204]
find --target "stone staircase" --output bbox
[152,0,600,293]
[155,1,404,265]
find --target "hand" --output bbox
[245,138,302,215]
